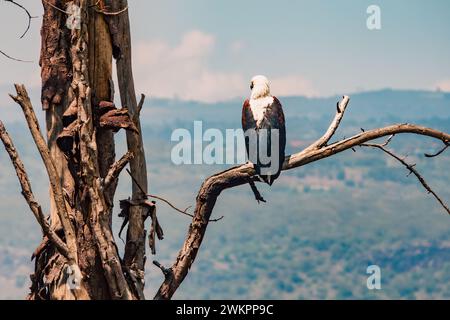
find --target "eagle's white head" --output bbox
[250,75,271,100]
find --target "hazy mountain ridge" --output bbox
[0,89,449,299]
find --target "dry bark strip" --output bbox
[105,0,150,298]
[71,0,132,299]
[9,85,79,265]
[0,121,69,258]
[155,96,450,299]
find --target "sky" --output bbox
[0,0,450,104]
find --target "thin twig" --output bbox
[4,0,38,38]
[125,169,223,222]
[42,0,70,14]
[153,260,172,278]
[0,49,32,63]
[147,194,223,222]
[94,5,128,16]
[379,134,394,147]
[425,143,449,158]
[361,141,450,215]
[137,94,145,115]
[88,0,101,8]
[305,95,350,151]
[42,0,70,15]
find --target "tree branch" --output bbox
[361,139,450,215]
[94,5,128,16]
[0,121,70,259]
[126,168,223,222]
[304,95,350,151]
[41,0,70,14]
[105,0,149,296]
[9,84,78,264]
[137,93,145,115]
[104,151,134,189]
[4,0,38,38]
[0,49,32,63]
[425,143,449,158]
[154,97,450,299]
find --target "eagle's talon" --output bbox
[256,196,266,204]
[248,180,266,204]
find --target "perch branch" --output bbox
[361,140,450,215]
[0,121,70,258]
[154,97,450,299]
[9,84,78,264]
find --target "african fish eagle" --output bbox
[242,75,286,186]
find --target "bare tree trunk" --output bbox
[24,0,140,300]
[105,0,149,299]
[35,0,79,299]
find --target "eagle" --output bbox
[242,75,286,186]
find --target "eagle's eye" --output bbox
[250,82,254,90]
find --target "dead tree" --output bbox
[154,97,450,299]
[1,0,153,300]
[0,1,449,300]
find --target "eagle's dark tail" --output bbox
[257,174,279,186]
[254,165,281,186]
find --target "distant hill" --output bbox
[0,88,449,299]
[140,89,450,126]
[2,86,449,124]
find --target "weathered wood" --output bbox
[71,0,132,300]
[0,121,69,258]
[18,0,138,300]
[105,0,149,298]
[87,2,117,207]
[29,0,80,300]
[104,151,134,189]
[10,85,78,265]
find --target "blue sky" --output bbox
[1,0,450,103]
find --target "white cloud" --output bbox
[270,75,319,98]
[134,30,246,102]
[133,30,317,102]
[435,80,450,92]
[230,40,245,55]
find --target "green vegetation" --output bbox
[1,89,450,299]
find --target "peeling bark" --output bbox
[20,0,140,300]
[105,0,149,298]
